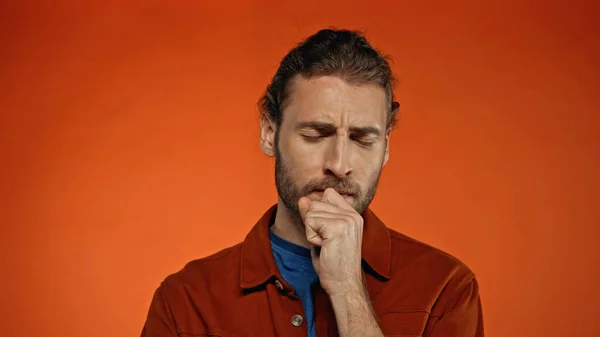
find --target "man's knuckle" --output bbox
[341,214,354,224]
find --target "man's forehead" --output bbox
[283,75,388,126]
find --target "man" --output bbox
[141,28,484,337]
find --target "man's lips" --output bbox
[311,189,354,197]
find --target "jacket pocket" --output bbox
[378,310,429,337]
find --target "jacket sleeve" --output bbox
[141,283,178,337]
[427,277,484,337]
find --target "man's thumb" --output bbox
[298,197,311,221]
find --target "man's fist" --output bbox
[298,188,364,296]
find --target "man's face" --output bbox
[264,75,390,225]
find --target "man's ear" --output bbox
[260,113,277,157]
[383,131,390,166]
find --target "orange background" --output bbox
[1,1,599,337]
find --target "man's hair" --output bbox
[258,28,400,131]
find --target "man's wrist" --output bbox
[328,278,384,337]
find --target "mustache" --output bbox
[302,176,360,196]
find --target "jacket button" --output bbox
[275,279,284,291]
[291,314,304,327]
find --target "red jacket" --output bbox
[141,205,484,336]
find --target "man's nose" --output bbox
[323,134,352,178]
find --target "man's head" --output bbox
[259,28,399,226]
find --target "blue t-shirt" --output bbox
[270,230,319,337]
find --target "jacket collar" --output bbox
[240,204,392,289]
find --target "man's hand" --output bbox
[298,188,384,337]
[298,187,364,297]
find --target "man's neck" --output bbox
[270,200,311,249]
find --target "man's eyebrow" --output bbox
[295,121,337,132]
[349,126,382,136]
[295,121,382,136]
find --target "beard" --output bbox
[274,139,383,227]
